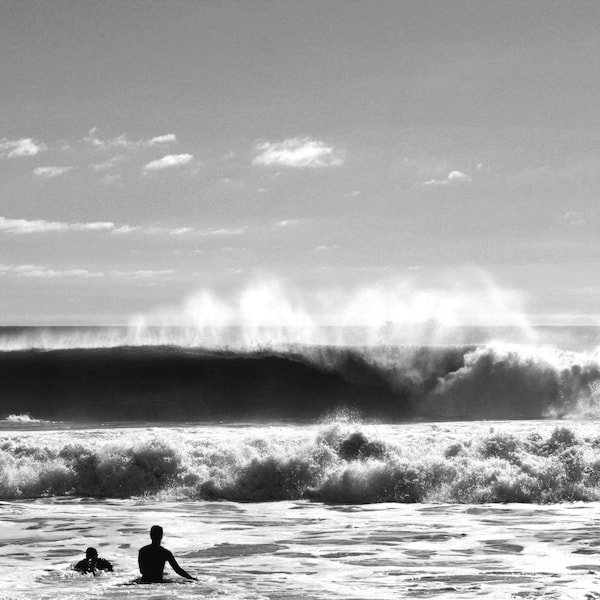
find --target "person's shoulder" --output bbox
[97,558,113,569]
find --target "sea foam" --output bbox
[2,421,600,504]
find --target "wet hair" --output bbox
[150,525,163,542]
[85,547,98,559]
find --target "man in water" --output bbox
[138,525,196,582]
[74,547,113,575]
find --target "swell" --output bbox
[0,346,414,422]
[1,343,600,422]
[0,345,600,422]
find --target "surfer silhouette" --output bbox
[138,525,196,582]
[74,547,113,575]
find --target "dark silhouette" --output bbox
[74,547,113,575]
[138,525,195,583]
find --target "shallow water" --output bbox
[3,498,600,599]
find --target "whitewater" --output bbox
[3,325,600,599]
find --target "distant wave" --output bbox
[1,421,600,504]
[1,343,600,423]
[3,414,43,423]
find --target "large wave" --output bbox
[1,342,600,422]
[2,421,600,504]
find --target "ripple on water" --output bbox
[480,540,525,554]
[186,543,284,559]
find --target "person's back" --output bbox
[138,525,195,583]
[74,547,113,575]
[138,543,175,582]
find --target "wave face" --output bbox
[1,327,600,421]
[2,421,600,503]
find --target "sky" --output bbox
[1,0,600,326]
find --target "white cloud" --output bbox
[139,225,194,235]
[276,219,299,227]
[33,166,73,178]
[85,127,178,151]
[112,225,141,234]
[0,216,114,234]
[149,134,177,145]
[0,216,196,236]
[0,264,174,279]
[253,137,345,168]
[1,215,247,238]
[448,170,471,182]
[0,264,103,278]
[112,269,174,278]
[200,226,246,236]
[89,155,126,171]
[0,138,47,158]
[422,170,472,186]
[143,153,194,171]
[84,127,131,150]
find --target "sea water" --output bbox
[3,421,600,599]
[3,326,600,599]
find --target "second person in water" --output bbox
[138,525,196,582]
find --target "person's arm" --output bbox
[98,558,113,571]
[166,550,196,580]
[74,559,87,572]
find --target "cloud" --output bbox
[253,137,345,168]
[143,153,194,171]
[113,269,174,278]
[276,219,299,227]
[0,264,103,278]
[84,127,131,150]
[89,155,127,171]
[0,215,244,237]
[136,225,194,235]
[448,171,472,182]
[200,226,246,236]
[422,170,472,186]
[148,134,177,145]
[0,215,193,236]
[0,138,47,158]
[111,224,140,234]
[0,216,114,234]
[0,264,174,279]
[85,127,177,151]
[33,166,73,178]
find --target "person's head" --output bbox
[150,525,163,544]
[85,547,98,559]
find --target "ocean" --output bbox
[2,325,600,599]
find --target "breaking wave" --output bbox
[4,414,42,423]
[2,421,600,504]
[1,342,600,422]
